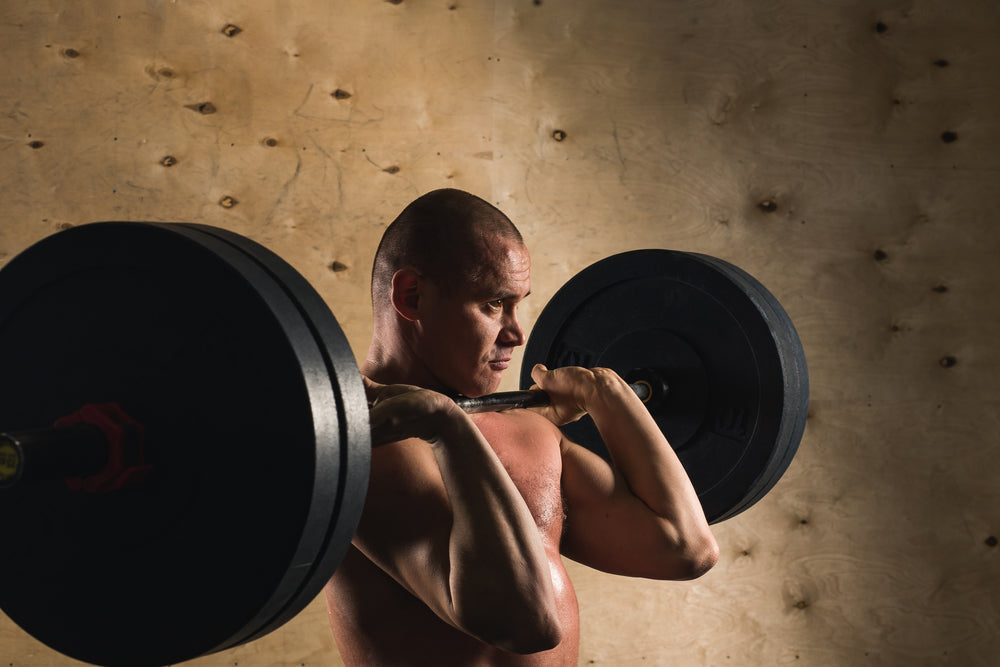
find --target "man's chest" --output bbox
[471,412,565,533]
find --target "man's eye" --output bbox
[486,299,503,310]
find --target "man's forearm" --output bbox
[429,412,561,652]
[362,383,561,649]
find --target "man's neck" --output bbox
[363,335,448,394]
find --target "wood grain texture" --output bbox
[2,0,999,665]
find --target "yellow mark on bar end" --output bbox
[0,439,22,486]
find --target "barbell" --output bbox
[0,222,808,667]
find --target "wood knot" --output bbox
[62,48,80,59]
[986,536,998,547]
[186,102,217,115]
[874,21,888,34]
[941,131,958,143]
[757,200,778,213]
[28,140,44,149]
[383,165,401,174]
[160,155,177,167]
[329,261,349,273]
[551,129,567,142]
[939,356,957,368]
[218,195,238,209]
[873,249,888,262]
[263,137,279,147]
[222,24,242,37]
[331,89,352,100]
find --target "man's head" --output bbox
[369,189,530,397]
[371,189,524,305]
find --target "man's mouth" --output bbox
[488,358,511,371]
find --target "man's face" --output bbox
[414,240,530,397]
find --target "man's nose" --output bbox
[499,311,526,347]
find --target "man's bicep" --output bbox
[559,438,692,580]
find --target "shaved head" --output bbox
[372,189,524,306]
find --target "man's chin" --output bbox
[462,376,503,399]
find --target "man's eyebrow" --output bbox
[480,289,530,302]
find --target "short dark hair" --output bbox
[371,189,524,303]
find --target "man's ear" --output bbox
[390,269,421,321]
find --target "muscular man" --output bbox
[324,189,718,665]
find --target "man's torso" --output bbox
[325,410,579,665]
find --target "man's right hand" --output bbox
[363,376,462,447]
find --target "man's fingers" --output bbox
[363,376,426,407]
[362,375,385,405]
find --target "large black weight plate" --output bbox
[0,223,370,666]
[520,250,808,524]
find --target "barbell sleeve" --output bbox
[0,425,109,489]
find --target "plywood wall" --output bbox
[2,0,998,665]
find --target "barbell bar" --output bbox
[0,222,808,666]
[453,376,656,414]
[0,381,661,490]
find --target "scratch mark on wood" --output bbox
[612,123,626,167]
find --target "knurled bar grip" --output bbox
[455,381,652,414]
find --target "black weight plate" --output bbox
[175,223,371,648]
[691,254,808,522]
[520,250,808,524]
[0,222,370,667]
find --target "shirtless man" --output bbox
[324,189,719,665]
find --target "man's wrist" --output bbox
[580,368,632,413]
[426,399,477,447]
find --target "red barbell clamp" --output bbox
[56,403,152,493]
